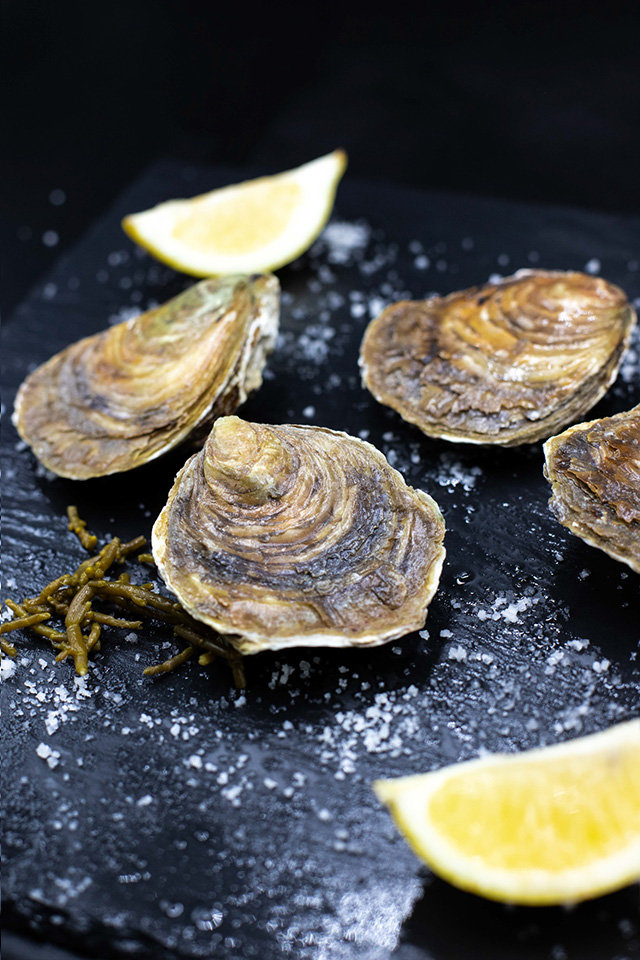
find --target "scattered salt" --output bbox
[448,645,468,662]
[368,296,389,319]
[45,712,60,735]
[567,638,589,651]
[317,221,371,265]
[1,658,16,680]
[433,455,484,494]
[619,326,639,383]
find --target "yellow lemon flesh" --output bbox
[374,719,640,905]
[122,150,347,276]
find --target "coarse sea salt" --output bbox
[315,221,372,265]
[432,455,484,494]
[1,658,17,680]
[448,645,468,662]
[473,592,538,625]
[619,325,639,384]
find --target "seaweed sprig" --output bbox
[1,506,245,688]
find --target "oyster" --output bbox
[13,275,279,479]
[152,416,446,654]
[360,270,636,446]
[543,405,640,574]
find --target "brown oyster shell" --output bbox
[360,270,636,446]
[13,274,279,479]
[543,405,640,574]
[152,416,446,654]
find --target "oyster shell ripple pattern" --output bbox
[12,274,280,479]
[543,404,640,574]
[360,269,636,446]
[152,416,446,654]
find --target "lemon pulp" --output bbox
[172,180,302,255]
[429,749,640,871]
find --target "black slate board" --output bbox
[2,162,639,960]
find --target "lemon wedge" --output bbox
[122,150,348,276]
[374,719,640,905]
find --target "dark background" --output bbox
[3,0,640,317]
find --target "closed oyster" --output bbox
[543,405,640,574]
[360,270,636,446]
[152,416,446,654]
[13,275,279,479]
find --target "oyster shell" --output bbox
[543,405,640,574]
[360,270,636,446]
[152,416,446,654]
[13,275,279,479]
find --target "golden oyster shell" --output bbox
[152,416,446,654]
[543,405,640,574]
[13,275,279,479]
[360,270,636,446]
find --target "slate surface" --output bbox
[2,162,639,960]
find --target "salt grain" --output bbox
[448,645,468,662]
[1,658,16,680]
[318,221,371,265]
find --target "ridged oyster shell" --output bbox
[360,270,636,446]
[543,405,640,574]
[152,416,446,654]
[13,274,279,479]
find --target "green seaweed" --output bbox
[2,508,245,688]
